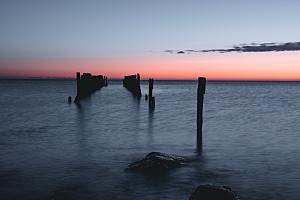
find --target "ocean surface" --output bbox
[0,79,299,200]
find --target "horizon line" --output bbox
[2,76,300,82]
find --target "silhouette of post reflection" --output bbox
[147,107,154,146]
[197,77,206,151]
[68,96,72,103]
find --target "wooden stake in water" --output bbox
[74,72,81,103]
[76,72,81,96]
[197,77,206,150]
[148,78,153,107]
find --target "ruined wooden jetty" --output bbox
[197,77,206,150]
[123,73,142,97]
[74,72,107,103]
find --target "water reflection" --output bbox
[75,98,92,162]
[147,109,154,145]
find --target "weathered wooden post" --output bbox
[137,73,140,85]
[105,76,108,86]
[148,78,153,107]
[104,76,106,86]
[197,77,206,150]
[74,72,81,103]
[76,72,80,95]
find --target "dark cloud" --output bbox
[164,50,176,54]
[164,42,300,54]
[164,50,187,54]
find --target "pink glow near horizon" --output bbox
[1,52,300,80]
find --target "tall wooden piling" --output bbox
[148,78,153,107]
[74,72,81,103]
[197,77,206,150]
[137,73,140,84]
[103,76,107,86]
[76,72,81,95]
[105,76,108,86]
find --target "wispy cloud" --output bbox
[164,42,300,54]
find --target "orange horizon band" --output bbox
[1,52,300,80]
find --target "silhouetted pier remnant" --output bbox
[74,72,107,103]
[145,94,148,100]
[197,77,206,150]
[68,96,72,103]
[123,73,142,97]
[148,78,155,109]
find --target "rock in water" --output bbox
[128,152,186,174]
[189,185,240,200]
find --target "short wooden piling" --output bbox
[197,77,206,150]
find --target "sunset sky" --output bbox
[1,0,300,80]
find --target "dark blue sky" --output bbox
[1,0,300,57]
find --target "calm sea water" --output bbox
[0,79,299,200]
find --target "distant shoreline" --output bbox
[1,78,300,82]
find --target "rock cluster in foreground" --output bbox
[127,152,186,174]
[189,185,240,200]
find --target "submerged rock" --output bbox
[189,185,240,200]
[128,152,186,174]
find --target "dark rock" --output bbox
[128,152,186,174]
[189,185,240,200]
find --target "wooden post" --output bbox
[76,72,81,96]
[148,78,153,107]
[74,72,81,103]
[104,76,107,86]
[197,77,206,150]
[137,74,141,97]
